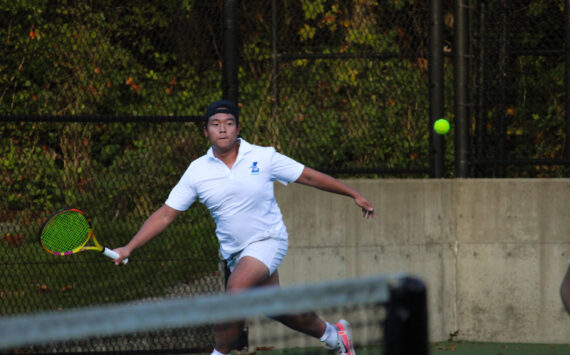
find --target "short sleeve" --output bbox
[164,168,198,211]
[270,149,305,185]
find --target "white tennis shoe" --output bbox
[334,319,355,355]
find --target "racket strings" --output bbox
[40,211,91,254]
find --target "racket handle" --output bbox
[102,248,129,265]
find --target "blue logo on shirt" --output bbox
[250,161,260,175]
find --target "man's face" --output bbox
[204,113,240,153]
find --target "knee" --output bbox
[225,281,249,294]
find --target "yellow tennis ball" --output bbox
[434,119,450,134]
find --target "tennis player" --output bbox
[113,100,374,355]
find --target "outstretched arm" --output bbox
[295,167,374,219]
[112,204,183,264]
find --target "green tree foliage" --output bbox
[238,0,431,171]
[1,0,221,115]
[1,1,219,222]
[1,0,567,224]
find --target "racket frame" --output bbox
[39,208,127,264]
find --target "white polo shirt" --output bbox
[165,139,305,259]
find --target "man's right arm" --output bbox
[113,204,182,265]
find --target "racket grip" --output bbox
[102,248,129,265]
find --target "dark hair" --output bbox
[203,100,239,126]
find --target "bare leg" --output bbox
[561,264,570,314]
[226,256,272,293]
[266,271,326,338]
[214,259,327,353]
[271,312,327,338]
[214,257,273,354]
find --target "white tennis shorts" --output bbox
[226,227,289,276]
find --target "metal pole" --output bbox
[222,1,247,350]
[384,277,429,355]
[222,0,239,104]
[429,0,445,178]
[565,0,570,176]
[271,0,279,120]
[475,1,487,177]
[497,0,508,177]
[454,0,471,177]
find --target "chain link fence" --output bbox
[1,0,569,353]
[470,0,568,177]
[1,1,226,352]
[240,0,431,176]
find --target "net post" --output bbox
[384,276,429,355]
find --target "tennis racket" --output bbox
[39,208,128,264]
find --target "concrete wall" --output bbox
[249,179,570,348]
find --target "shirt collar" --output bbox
[206,138,252,160]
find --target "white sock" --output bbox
[319,321,339,349]
[211,349,228,355]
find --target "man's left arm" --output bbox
[295,167,374,219]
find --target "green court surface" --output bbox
[191,342,570,354]
[242,347,380,354]
[431,341,570,355]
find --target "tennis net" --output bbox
[0,273,428,354]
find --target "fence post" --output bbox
[566,0,570,177]
[495,0,508,177]
[271,0,279,120]
[475,1,487,177]
[429,0,445,178]
[222,0,239,104]
[454,0,471,178]
[222,1,248,351]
